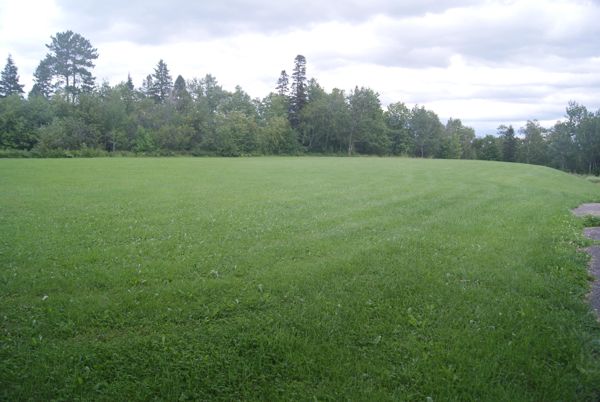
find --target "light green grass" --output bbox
[1,157,600,401]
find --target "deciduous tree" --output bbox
[499,125,517,162]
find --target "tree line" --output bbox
[1,31,599,174]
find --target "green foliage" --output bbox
[0,95,41,149]
[170,75,191,112]
[498,124,517,162]
[519,120,548,165]
[0,55,24,97]
[1,158,600,400]
[276,70,289,96]
[29,57,55,99]
[0,49,598,174]
[149,59,173,103]
[45,31,99,102]
[409,105,444,157]
[347,86,388,155]
[289,55,307,129]
[473,135,501,161]
[385,102,412,155]
[445,118,475,159]
[204,111,258,156]
[258,116,298,154]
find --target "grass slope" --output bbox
[1,157,600,401]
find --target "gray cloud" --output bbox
[54,0,479,43]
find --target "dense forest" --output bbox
[1,31,599,174]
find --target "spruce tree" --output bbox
[0,55,24,97]
[151,59,173,103]
[276,70,289,96]
[289,55,307,129]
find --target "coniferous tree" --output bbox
[126,74,134,92]
[289,55,307,129]
[142,74,154,98]
[276,70,289,96]
[151,59,173,103]
[120,74,136,114]
[45,30,99,102]
[0,55,25,97]
[29,57,55,98]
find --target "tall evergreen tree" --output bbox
[141,74,154,98]
[151,59,173,103]
[45,30,99,102]
[0,55,25,97]
[125,73,135,92]
[29,57,55,98]
[120,74,136,114]
[289,55,307,129]
[276,70,289,96]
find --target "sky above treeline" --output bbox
[1,0,599,135]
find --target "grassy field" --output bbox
[1,157,600,401]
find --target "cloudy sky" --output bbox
[1,0,599,134]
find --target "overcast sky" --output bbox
[1,0,599,134]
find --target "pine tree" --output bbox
[0,55,25,97]
[151,59,172,103]
[289,55,307,129]
[121,73,136,114]
[29,57,55,98]
[276,70,289,96]
[45,30,99,102]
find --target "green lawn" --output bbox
[1,157,600,401]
